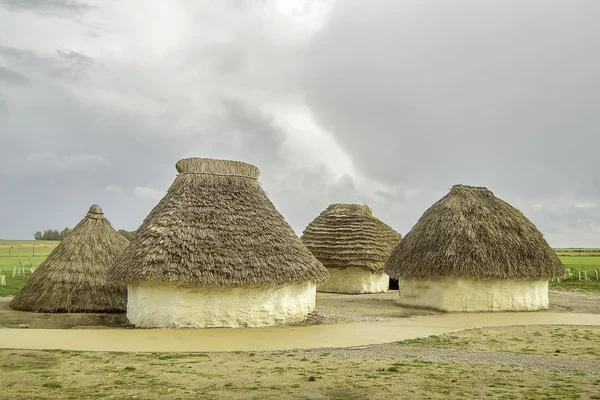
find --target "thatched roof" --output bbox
[10,205,130,313]
[384,185,564,279]
[300,204,402,272]
[110,158,328,286]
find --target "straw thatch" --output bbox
[110,158,328,286]
[301,204,402,272]
[385,185,564,279]
[10,205,130,313]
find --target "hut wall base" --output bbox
[127,280,316,328]
[398,277,548,312]
[317,267,389,294]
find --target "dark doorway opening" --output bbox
[389,278,398,290]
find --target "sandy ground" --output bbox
[2,291,600,398]
[1,290,598,330]
[1,325,599,399]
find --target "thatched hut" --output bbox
[384,185,564,312]
[110,158,328,328]
[301,204,402,294]
[10,205,130,313]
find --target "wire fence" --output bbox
[553,266,600,282]
[0,247,55,257]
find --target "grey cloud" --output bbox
[0,65,30,85]
[0,46,99,81]
[0,0,92,15]
[0,95,7,113]
[217,98,286,167]
[302,0,600,198]
[1,0,598,247]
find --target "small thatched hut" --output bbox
[384,185,564,312]
[110,158,328,328]
[10,205,130,313]
[301,204,402,294]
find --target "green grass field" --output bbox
[551,256,600,293]
[0,256,47,297]
[0,240,58,296]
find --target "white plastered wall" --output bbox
[398,277,549,312]
[317,267,389,294]
[127,280,316,328]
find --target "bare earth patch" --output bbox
[1,326,600,399]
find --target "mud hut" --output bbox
[110,158,328,328]
[301,204,402,294]
[384,185,564,312]
[10,205,130,313]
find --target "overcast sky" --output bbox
[0,0,598,247]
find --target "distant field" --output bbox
[0,240,58,257]
[552,255,600,293]
[554,248,600,257]
[0,256,46,297]
[558,256,600,266]
[0,240,60,248]
[0,241,58,295]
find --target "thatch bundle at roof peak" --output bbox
[10,204,130,313]
[110,157,328,287]
[87,204,104,219]
[384,184,564,280]
[175,157,260,179]
[301,203,402,272]
[325,203,373,217]
[451,184,491,192]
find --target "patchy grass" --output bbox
[1,327,599,400]
[397,326,600,360]
[42,382,63,389]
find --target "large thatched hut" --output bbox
[384,185,564,312]
[110,158,328,328]
[10,205,130,313]
[301,204,402,294]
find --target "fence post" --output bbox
[33,248,35,257]
[596,270,599,281]
[583,270,587,281]
[12,266,16,277]
[578,271,582,281]
[8,247,11,257]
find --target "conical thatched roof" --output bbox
[10,205,130,313]
[301,204,402,272]
[384,185,564,279]
[110,158,328,286]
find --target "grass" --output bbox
[0,240,57,296]
[0,240,59,257]
[396,326,600,360]
[552,256,600,293]
[0,256,47,296]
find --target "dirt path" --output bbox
[1,312,600,352]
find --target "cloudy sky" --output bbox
[0,0,598,247]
